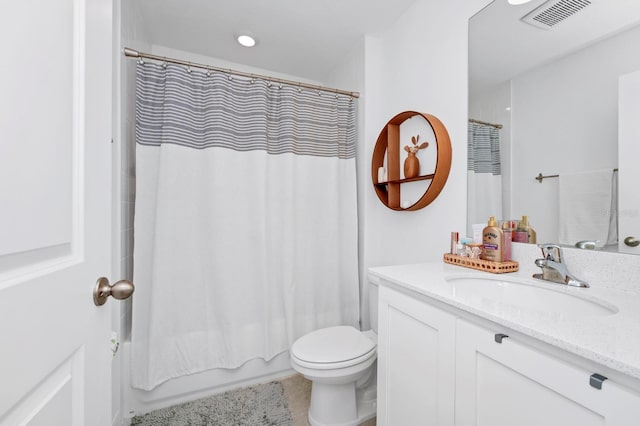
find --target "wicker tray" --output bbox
[443,253,519,274]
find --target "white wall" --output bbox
[113,0,151,423]
[510,25,640,243]
[323,40,368,327]
[363,0,491,273]
[150,46,323,85]
[119,0,151,339]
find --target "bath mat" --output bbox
[130,381,294,426]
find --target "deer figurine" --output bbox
[403,134,429,179]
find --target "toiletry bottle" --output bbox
[482,216,504,262]
[472,223,484,244]
[458,237,472,257]
[514,215,536,243]
[514,216,529,243]
[450,232,459,255]
[500,220,514,261]
[527,221,537,244]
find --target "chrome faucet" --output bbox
[533,244,589,288]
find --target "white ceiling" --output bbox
[134,0,418,82]
[470,0,640,96]
[133,0,640,92]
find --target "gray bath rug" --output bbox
[131,381,294,426]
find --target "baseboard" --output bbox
[112,409,131,426]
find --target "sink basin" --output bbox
[445,275,618,317]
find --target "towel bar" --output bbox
[535,169,618,183]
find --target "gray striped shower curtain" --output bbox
[467,122,502,236]
[131,62,359,390]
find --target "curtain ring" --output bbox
[206,68,212,77]
[137,57,144,65]
[186,62,192,73]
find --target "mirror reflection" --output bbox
[468,0,640,253]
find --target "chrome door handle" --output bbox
[624,236,640,247]
[93,277,135,306]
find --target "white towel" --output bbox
[558,169,617,248]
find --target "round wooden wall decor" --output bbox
[371,111,452,211]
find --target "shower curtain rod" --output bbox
[123,47,360,99]
[468,118,503,129]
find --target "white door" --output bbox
[0,1,114,425]
[618,70,640,255]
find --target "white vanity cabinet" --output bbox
[377,284,640,426]
[377,285,457,426]
[455,319,640,426]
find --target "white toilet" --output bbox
[290,283,378,426]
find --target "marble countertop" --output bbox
[368,261,640,382]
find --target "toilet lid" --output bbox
[291,326,376,365]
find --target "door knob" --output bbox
[624,236,640,247]
[93,277,135,306]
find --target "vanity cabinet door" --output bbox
[377,286,456,426]
[455,319,640,426]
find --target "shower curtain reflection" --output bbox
[467,121,502,236]
[131,62,359,391]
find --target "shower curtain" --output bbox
[467,122,502,236]
[131,62,360,391]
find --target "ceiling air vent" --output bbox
[521,0,592,30]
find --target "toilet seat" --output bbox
[291,326,376,370]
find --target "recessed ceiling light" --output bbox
[237,35,256,48]
[508,0,533,4]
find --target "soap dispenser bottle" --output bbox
[514,215,537,244]
[501,220,514,261]
[527,220,537,244]
[513,216,529,243]
[482,216,504,262]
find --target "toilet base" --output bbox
[307,381,377,426]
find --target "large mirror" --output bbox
[468,0,640,254]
